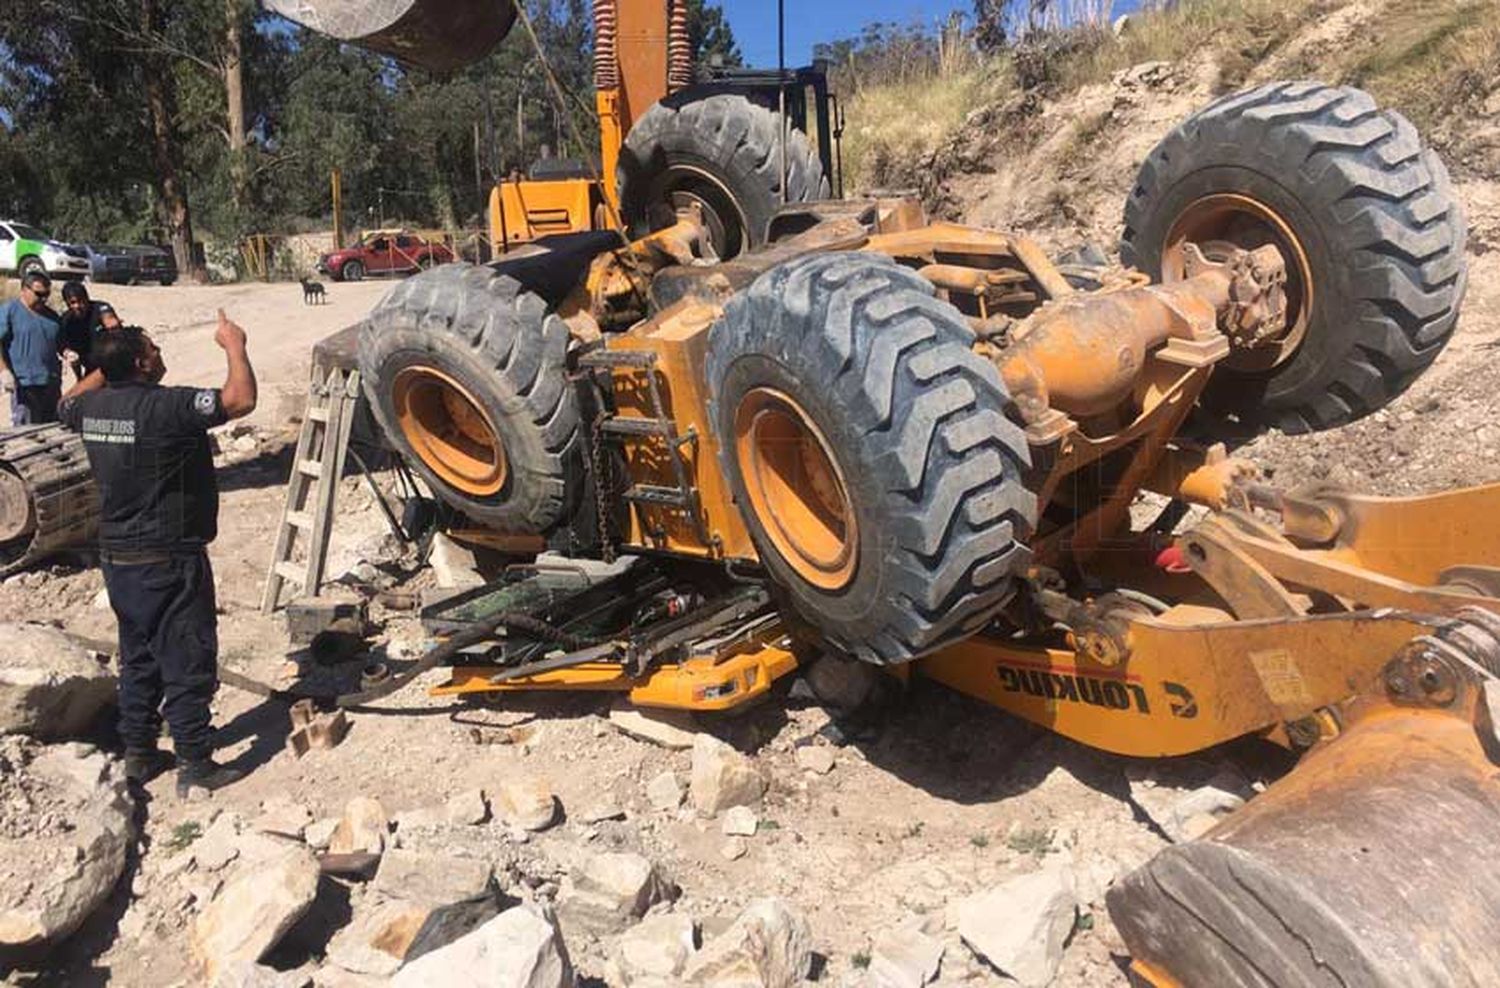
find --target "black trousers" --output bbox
[100,550,219,762]
[11,381,60,424]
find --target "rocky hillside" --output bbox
[889,0,1500,496]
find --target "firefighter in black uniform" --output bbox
[60,310,257,796]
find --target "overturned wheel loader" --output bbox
[266,3,1492,985]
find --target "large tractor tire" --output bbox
[1121,81,1467,433]
[618,92,830,260]
[1109,704,1500,987]
[358,263,582,533]
[704,253,1036,666]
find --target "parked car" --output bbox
[0,220,91,280]
[80,243,178,285]
[317,230,455,282]
[130,246,177,286]
[83,244,139,284]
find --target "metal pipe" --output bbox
[777,0,787,206]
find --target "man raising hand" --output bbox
[61,310,257,796]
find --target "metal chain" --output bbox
[590,410,617,564]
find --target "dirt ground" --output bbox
[6,10,1500,983]
[75,279,392,430]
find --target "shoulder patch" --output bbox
[193,390,218,416]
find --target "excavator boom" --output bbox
[262,0,514,73]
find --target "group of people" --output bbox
[0,270,120,424]
[2,269,259,799]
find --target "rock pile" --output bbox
[0,623,115,740]
[0,738,135,947]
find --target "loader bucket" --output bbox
[263,0,514,73]
[1109,706,1500,987]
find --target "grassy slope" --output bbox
[841,0,1500,195]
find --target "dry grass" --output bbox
[841,64,1010,192]
[836,0,1500,194]
[1050,0,1328,92]
[1335,0,1500,134]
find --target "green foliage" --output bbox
[686,0,743,69]
[851,950,872,969]
[0,0,609,247]
[1006,826,1053,857]
[164,820,203,852]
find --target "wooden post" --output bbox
[331,168,344,249]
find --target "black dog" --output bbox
[300,278,327,305]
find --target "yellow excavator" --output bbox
[269,0,840,256]
[207,2,1500,984]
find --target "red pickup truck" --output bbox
[317,230,454,282]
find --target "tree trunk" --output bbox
[224,0,248,214]
[141,0,204,281]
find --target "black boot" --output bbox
[175,758,245,798]
[124,747,175,784]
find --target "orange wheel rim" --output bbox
[1164,192,1314,372]
[392,366,507,496]
[734,388,857,591]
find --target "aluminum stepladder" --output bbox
[260,363,360,613]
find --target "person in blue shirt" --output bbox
[0,272,66,424]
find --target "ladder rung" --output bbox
[274,561,307,585]
[306,406,330,422]
[286,511,315,530]
[297,459,323,478]
[600,417,674,437]
[578,349,658,370]
[623,484,692,507]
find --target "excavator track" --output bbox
[0,424,97,575]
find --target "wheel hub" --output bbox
[1164,193,1313,373]
[391,366,507,496]
[655,164,748,259]
[733,388,857,591]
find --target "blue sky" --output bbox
[715,0,1142,66]
[717,0,968,66]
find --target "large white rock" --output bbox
[1126,762,1253,843]
[255,799,314,840]
[494,777,560,832]
[801,654,888,714]
[0,624,116,740]
[682,898,812,987]
[328,797,390,857]
[690,735,766,816]
[608,702,701,749]
[793,745,836,775]
[192,844,322,981]
[328,796,390,855]
[610,913,698,985]
[429,532,486,590]
[327,898,436,976]
[332,851,499,976]
[645,771,684,811]
[557,852,672,937]
[957,868,1076,987]
[0,739,134,946]
[720,805,758,837]
[392,903,574,988]
[446,788,490,826]
[371,849,495,904]
[868,924,944,988]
